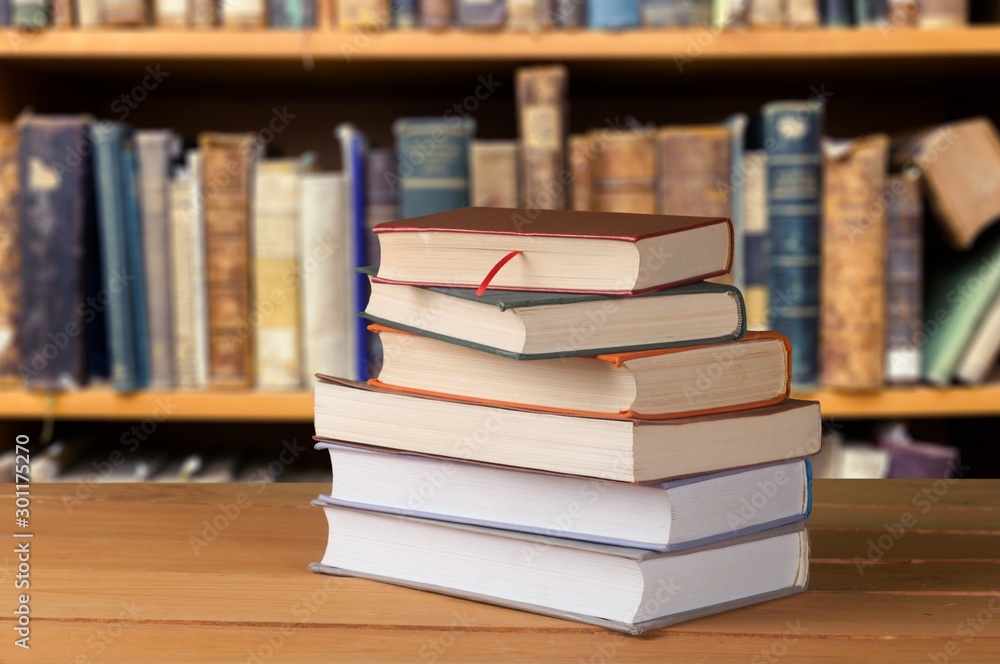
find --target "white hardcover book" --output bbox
[252,157,309,389]
[300,173,353,382]
[187,150,209,389]
[954,292,1000,384]
[222,0,266,26]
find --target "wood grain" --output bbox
[0,480,996,662]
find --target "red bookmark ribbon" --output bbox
[476,250,523,297]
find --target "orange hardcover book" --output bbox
[369,324,790,420]
[372,207,733,295]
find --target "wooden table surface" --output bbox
[1,480,997,662]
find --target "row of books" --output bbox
[0,0,972,30]
[310,206,818,632]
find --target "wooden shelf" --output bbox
[1,385,998,420]
[1,27,1000,61]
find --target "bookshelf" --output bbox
[0,26,997,479]
[1,385,999,420]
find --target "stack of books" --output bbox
[309,206,822,632]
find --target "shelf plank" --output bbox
[2,27,1000,61]
[0,384,998,420]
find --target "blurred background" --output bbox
[0,0,999,482]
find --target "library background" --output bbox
[0,0,998,483]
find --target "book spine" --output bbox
[136,131,181,389]
[252,158,307,389]
[457,0,506,27]
[884,172,922,383]
[223,0,267,26]
[99,0,148,24]
[763,101,823,387]
[189,0,218,25]
[655,127,731,218]
[747,0,781,25]
[51,0,73,26]
[553,0,585,25]
[854,0,887,24]
[200,132,256,388]
[154,0,190,25]
[742,150,769,331]
[516,65,567,210]
[0,0,11,25]
[726,113,748,291]
[187,150,209,388]
[714,0,749,27]
[820,0,852,24]
[820,134,890,390]
[169,171,199,389]
[785,0,819,25]
[568,134,593,212]
[339,0,388,27]
[19,117,90,389]
[11,0,48,25]
[421,0,453,26]
[269,0,317,25]
[587,0,639,26]
[592,129,655,214]
[641,0,710,25]
[918,0,965,26]
[0,126,19,383]
[77,0,102,26]
[91,124,140,393]
[391,0,417,25]
[469,141,519,208]
[121,143,151,388]
[394,118,474,220]
[365,147,397,266]
[336,124,370,381]
[887,0,918,26]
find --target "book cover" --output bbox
[854,0,887,23]
[470,141,519,208]
[742,150,769,330]
[336,123,372,381]
[200,132,256,388]
[516,66,567,210]
[714,0,749,26]
[725,114,749,290]
[252,156,312,389]
[122,139,151,389]
[786,0,819,24]
[12,0,48,25]
[190,0,218,25]
[954,292,1000,384]
[763,100,823,387]
[568,134,593,211]
[51,0,73,25]
[339,0,388,27]
[820,134,889,390]
[588,0,640,26]
[923,224,1000,384]
[747,0,782,24]
[918,0,964,25]
[136,130,182,389]
[885,171,922,383]
[554,0,585,25]
[641,0,711,25]
[168,168,200,389]
[0,0,11,24]
[391,0,417,26]
[893,117,1000,250]
[0,125,19,383]
[508,0,554,29]
[421,0,453,26]
[92,122,144,393]
[19,117,93,389]
[370,325,790,419]
[300,173,354,382]
[310,509,809,634]
[269,0,317,25]
[393,117,474,221]
[591,129,655,214]
[187,150,209,388]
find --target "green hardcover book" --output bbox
[359,267,746,360]
[923,224,1000,384]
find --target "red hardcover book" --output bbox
[372,207,733,295]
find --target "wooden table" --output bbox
[1,480,997,662]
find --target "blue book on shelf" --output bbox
[393,117,474,220]
[269,0,316,27]
[762,100,823,388]
[122,141,150,389]
[853,0,886,24]
[821,0,852,25]
[92,123,144,392]
[337,123,372,382]
[588,0,640,28]
[392,0,419,27]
